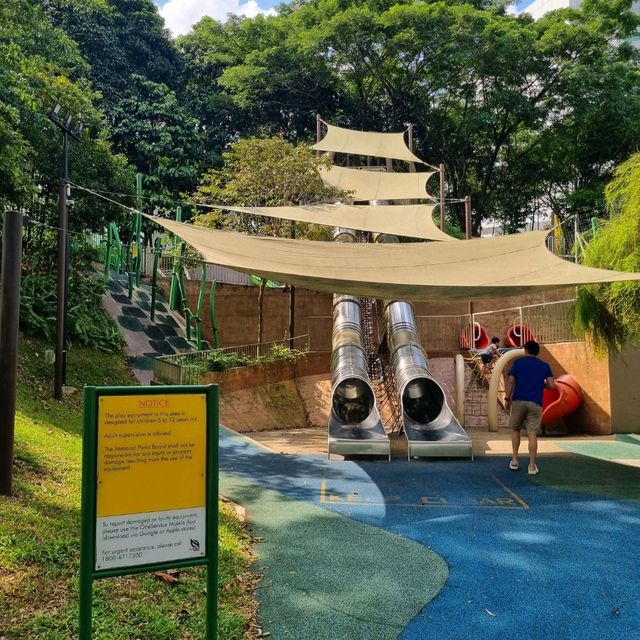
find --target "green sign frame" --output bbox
[80,384,219,639]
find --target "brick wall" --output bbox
[167,278,574,352]
[162,279,333,348]
[542,342,611,435]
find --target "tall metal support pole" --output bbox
[439,164,446,232]
[465,195,472,240]
[0,210,24,495]
[169,206,182,310]
[135,173,143,286]
[55,131,69,401]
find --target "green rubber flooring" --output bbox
[219,470,449,640]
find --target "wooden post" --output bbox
[407,123,415,173]
[439,164,446,232]
[0,210,23,495]
[289,223,296,348]
[465,195,472,240]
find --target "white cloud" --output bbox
[160,0,276,37]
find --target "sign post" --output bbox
[79,385,218,638]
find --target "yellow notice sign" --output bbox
[97,394,206,518]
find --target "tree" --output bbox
[178,12,341,149]
[192,136,346,343]
[191,136,344,238]
[191,0,640,234]
[42,0,180,112]
[0,0,134,229]
[572,153,640,353]
[109,74,202,214]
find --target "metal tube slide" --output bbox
[327,230,389,459]
[385,300,472,460]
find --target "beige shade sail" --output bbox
[312,123,425,164]
[146,217,640,301]
[320,166,435,201]
[203,203,454,242]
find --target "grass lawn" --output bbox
[0,336,257,639]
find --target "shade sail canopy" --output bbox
[204,203,454,242]
[146,217,640,301]
[312,123,425,164]
[320,165,435,201]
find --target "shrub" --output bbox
[20,271,123,351]
[205,351,252,372]
[259,344,303,363]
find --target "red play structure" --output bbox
[505,323,537,348]
[542,374,583,426]
[459,322,491,350]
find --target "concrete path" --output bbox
[220,427,640,640]
[102,274,196,383]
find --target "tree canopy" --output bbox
[2,0,639,237]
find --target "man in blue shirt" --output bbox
[504,340,555,475]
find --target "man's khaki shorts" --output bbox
[509,400,543,432]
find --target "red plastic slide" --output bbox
[505,323,537,348]
[459,322,491,350]
[542,374,583,427]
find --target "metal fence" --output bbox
[522,299,576,345]
[546,212,606,263]
[153,334,310,385]
[87,233,257,286]
[416,299,577,352]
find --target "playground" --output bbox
[3,123,640,640]
[4,3,640,639]
[92,122,640,638]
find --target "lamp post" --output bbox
[49,103,83,401]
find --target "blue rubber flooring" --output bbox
[220,428,640,640]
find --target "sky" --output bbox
[154,0,280,36]
[154,1,534,38]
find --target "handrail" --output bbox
[454,354,465,426]
[487,349,525,432]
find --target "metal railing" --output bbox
[522,299,576,345]
[416,299,577,352]
[546,212,606,264]
[88,232,257,286]
[153,334,309,385]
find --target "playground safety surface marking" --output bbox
[319,475,529,510]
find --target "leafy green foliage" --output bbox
[180,0,640,233]
[259,344,304,363]
[573,153,640,352]
[205,351,252,372]
[20,271,123,351]
[192,137,344,239]
[109,74,203,214]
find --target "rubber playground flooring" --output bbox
[219,427,640,640]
